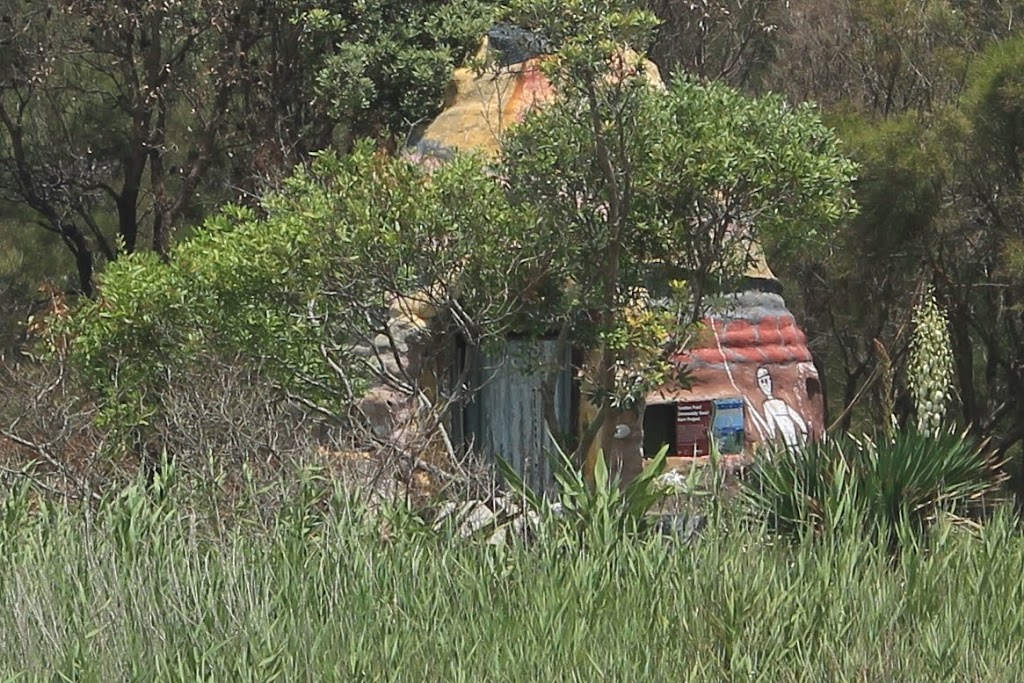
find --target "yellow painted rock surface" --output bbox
[410,39,663,161]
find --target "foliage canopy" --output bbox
[65,2,856,471]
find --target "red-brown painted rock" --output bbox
[646,289,824,458]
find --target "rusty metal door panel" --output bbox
[471,340,571,494]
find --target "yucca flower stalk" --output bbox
[908,287,954,434]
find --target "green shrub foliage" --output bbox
[65,146,535,439]
[743,429,1003,546]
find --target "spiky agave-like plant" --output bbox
[743,429,1004,545]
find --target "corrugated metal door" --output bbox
[466,339,571,494]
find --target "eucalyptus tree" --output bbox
[0,0,491,298]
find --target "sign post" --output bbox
[676,398,746,457]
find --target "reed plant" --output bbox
[0,464,1022,681]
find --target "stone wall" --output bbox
[350,294,447,470]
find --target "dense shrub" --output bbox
[497,441,672,546]
[742,428,1005,546]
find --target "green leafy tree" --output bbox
[772,110,950,432]
[66,1,856,481]
[66,147,539,451]
[764,0,979,117]
[642,0,785,88]
[1,0,318,293]
[300,0,497,147]
[498,0,856,479]
[0,0,491,301]
[931,36,1024,455]
[751,2,1024,434]
[776,33,1024,466]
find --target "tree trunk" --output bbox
[600,403,645,484]
[581,347,645,487]
[63,225,95,298]
[118,153,147,254]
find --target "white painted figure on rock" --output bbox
[754,366,807,449]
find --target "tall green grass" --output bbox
[0,478,1023,681]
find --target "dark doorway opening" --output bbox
[806,377,822,401]
[643,403,677,457]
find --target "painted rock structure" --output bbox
[408,25,659,162]
[645,286,824,463]
[389,27,824,482]
[408,51,555,161]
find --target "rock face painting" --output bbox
[754,365,809,449]
[406,26,661,164]
[406,29,557,163]
[647,288,825,457]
